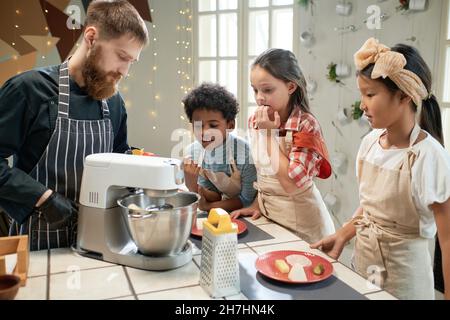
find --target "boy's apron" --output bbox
[353,123,434,300]
[250,129,335,244]
[8,60,114,251]
[201,157,241,199]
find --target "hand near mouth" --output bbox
[254,106,281,130]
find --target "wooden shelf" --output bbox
[0,235,29,286]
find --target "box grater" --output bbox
[199,208,240,298]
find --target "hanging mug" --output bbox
[337,108,350,125]
[408,0,427,11]
[335,2,352,16]
[300,31,315,48]
[331,152,347,170]
[306,79,317,94]
[336,63,350,78]
[323,193,338,208]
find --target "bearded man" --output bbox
[0,0,148,250]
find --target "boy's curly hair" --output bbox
[183,83,239,122]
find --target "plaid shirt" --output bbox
[249,107,323,189]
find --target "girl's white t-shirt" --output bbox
[356,129,450,238]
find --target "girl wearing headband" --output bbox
[311,38,449,300]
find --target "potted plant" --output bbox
[351,100,363,120]
[327,63,343,84]
[396,0,409,11]
[297,0,312,8]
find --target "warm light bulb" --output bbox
[153,66,157,71]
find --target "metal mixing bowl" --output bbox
[117,192,199,256]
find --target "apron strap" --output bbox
[57,60,70,118]
[58,60,111,120]
[101,100,111,119]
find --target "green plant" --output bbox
[327,63,342,84]
[351,100,363,120]
[396,0,409,11]
[297,0,310,7]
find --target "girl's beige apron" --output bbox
[250,129,335,244]
[353,123,434,300]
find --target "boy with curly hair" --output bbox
[183,83,257,212]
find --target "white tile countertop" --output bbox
[15,217,397,300]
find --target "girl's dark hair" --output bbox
[182,82,239,122]
[252,48,310,114]
[358,44,443,146]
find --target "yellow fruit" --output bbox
[313,263,325,275]
[275,259,290,274]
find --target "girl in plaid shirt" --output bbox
[231,48,335,244]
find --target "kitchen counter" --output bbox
[15,216,396,300]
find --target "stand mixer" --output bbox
[75,153,198,271]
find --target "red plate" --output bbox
[255,250,333,284]
[191,218,247,237]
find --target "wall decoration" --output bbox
[326,63,344,84]
[396,0,409,11]
[330,152,347,170]
[297,0,315,15]
[337,107,351,125]
[335,2,352,16]
[323,193,338,209]
[335,63,351,78]
[0,52,37,85]
[396,0,427,12]
[300,30,315,47]
[408,0,427,11]
[297,0,312,8]
[351,100,363,120]
[306,78,317,94]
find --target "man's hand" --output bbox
[36,192,78,228]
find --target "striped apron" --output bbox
[9,60,114,251]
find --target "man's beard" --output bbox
[81,45,122,100]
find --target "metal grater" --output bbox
[199,208,240,298]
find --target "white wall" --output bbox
[121,0,193,158]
